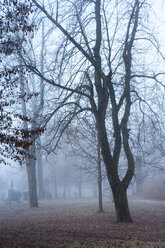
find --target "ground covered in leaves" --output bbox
[0,198,165,248]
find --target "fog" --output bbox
[1,137,165,205]
[1,2,165,241]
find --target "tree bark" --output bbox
[96,115,133,222]
[36,19,45,200]
[19,58,38,208]
[37,137,45,199]
[97,133,103,212]
[26,144,38,208]
[111,183,132,222]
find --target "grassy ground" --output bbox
[27,240,165,248]
[0,198,165,248]
[56,240,165,248]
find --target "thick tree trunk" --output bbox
[111,184,132,222]
[19,60,38,208]
[96,116,133,222]
[26,144,38,208]
[37,156,44,199]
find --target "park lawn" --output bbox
[28,240,165,248]
[0,198,164,248]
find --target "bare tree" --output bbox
[19,64,38,208]
[66,117,104,212]
[18,0,165,222]
[32,20,46,200]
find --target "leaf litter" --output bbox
[0,198,165,248]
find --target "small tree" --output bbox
[0,0,44,207]
[66,118,104,212]
[0,0,35,164]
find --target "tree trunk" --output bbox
[97,133,103,212]
[63,179,67,199]
[19,58,38,208]
[111,184,132,222]
[98,162,103,212]
[52,167,58,199]
[37,137,45,199]
[77,170,82,198]
[26,144,38,208]
[78,180,82,198]
[135,155,143,196]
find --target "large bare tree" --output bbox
[19,0,165,222]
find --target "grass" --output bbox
[36,240,165,248]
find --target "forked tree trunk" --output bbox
[97,118,134,222]
[111,184,132,222]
